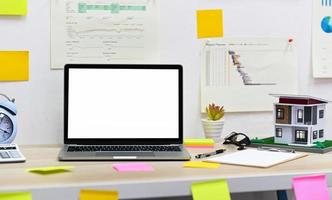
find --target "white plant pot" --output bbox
[201,119,225,143]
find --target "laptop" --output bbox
[58,64,191,161]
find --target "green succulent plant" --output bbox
[206,103,224,121]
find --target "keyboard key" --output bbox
[0,151,10,159]
[9,151,21,158]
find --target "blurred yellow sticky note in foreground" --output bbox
[191,179,231,200]
[80,189,118,200]
[26,165,73,175]
[0,192,31,200]
[0,0,27,15]
[196,9,223,38]
[184,161,220,169]
[0,51,29,81]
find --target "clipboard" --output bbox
[204,147,308,168]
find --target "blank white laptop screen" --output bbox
[68,68,179,139]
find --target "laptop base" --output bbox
[58,144,191,161]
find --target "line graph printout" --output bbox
[51,0,159,69]
[201,38,298,112]
[312,0,332,77]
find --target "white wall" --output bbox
[1,0,332,145]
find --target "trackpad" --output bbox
[96,152,155,157]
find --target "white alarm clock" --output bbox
[0,94,17,144]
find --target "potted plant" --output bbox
[202,103,225,143]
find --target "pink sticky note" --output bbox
[292,174,330,200]
[112,163,154,172]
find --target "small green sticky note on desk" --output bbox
[0,0,27,15]
[191,179,231,200]
[26,165,74,175]
[0,192,31,200]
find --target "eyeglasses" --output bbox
[223,132,251,150]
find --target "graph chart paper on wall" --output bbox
[201,38,298,112]
[51,0,159,69]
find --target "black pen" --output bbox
[195,149,226,159]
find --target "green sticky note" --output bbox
[0,192,31,200]
[26,165,74,175]
[0,0,27,16]
[191,179,231,200]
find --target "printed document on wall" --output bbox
[312,0,332,77]
[51,0,159,69]
[201,38,298,112]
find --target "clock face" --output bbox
[0,113,13,142]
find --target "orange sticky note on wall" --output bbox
[0,51,29,81]
[196,9,223,38]
[80,189,118,200]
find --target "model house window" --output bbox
[276,108,284,119]
[319,110,324,118]
[304,107,312,125]
[297,109,303,123]
[276,128,282,137]
[313,106,317,125]
[319,129,324,138]
[313,131,318,140]
[296,131,306,139]
[295,130,307,142]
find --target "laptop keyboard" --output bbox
[67,145,181,152]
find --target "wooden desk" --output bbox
[1,145,332,200]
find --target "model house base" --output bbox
[250,137,332,153]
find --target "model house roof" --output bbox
[270,94,330,105]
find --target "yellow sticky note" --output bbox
[80,189,118,200]
[26,165,74,175]
[0,0,27,15]
[0,192,31,200]
[0,51,29,81]
[184,138,214,145]
[191,179,231,200]
[184,161,220,169]
[196,9,223,38]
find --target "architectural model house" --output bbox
[271,94,329,146]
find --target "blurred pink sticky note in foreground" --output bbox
[112,163,154,172]
[292,174,330,200]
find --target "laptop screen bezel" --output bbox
[64,64,183,145]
